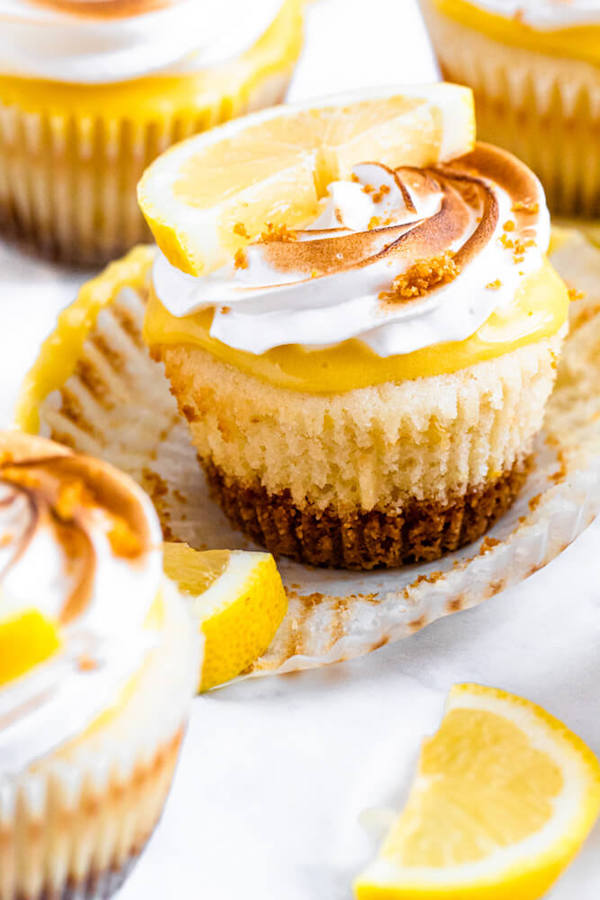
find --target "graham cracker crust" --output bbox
[204,457,532,570]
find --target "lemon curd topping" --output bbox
[144,259,568,393]
[431,0,600,65]
[0,0,302,117]
[0,610,61,687]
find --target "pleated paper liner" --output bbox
[0,0,303,266]
[16,229,600,677]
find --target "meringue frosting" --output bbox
[431,0,600,65]
[146,142,568,386]
[0,0,283,82]
[0,433,163,775]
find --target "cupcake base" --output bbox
[203,456,531,570]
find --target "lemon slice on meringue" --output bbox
[163,543,287,691]
[138,83,475,275]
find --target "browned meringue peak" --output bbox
[27,0,173,19]
[254,143,544,299]
[0,433,153,624]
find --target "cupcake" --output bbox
[139,89,569,570]
[420,0,600,217]
[0,0,303,266]
[0,430,198,899]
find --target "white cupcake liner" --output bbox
[0,582,198,900]
[23,229,600,677]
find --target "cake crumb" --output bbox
[220,306,231,314]
[486,279,502,290]
[379,252,459,303]
[503,220,516,232]
[568,287,585,302]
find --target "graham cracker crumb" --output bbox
[479,536,501,555]
[78,654,99,672]
[529,493,542,512]
[260,222,297,242]
[55,479,91,520]
[512,200,539,214]
[234,248,248,269]
[379,252,459,303]
[372,184,391,203]
[233,222,249,239]
[107,515,143,559]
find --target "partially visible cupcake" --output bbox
[139,89,569,570]
[0,431,198,899]
[420,0,600,217]
[0,0,303,266]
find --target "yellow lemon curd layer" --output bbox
[0,0,302,118]
[432,0,600,65]
[143,259,568,393]
[0,610,61,687]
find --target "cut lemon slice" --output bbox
[355,684,600,900]
[163,543,287,691]
[138,83,475,275]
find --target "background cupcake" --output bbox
[139,89,569,569]
[0,0,303,266]
[0,431,198,899]
[420,0,600,217]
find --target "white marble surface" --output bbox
[0,1,599,897]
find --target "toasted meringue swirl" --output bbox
[153,143,550,357]
[0,0,283,83]
[0,433,162,775]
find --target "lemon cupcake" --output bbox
[0,430,198,899]
[420,0,600,217]
[0,0,303,266]
[139,87,569,569]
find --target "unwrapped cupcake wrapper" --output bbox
[17,230,600,677]
[421,0,600,217]
[0,583,198,900]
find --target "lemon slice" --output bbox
[138,83,475,275]
[163,543,287,691]
[355,684,600,900]
[0,610,61,686]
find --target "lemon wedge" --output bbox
[138,83,475,275]
[355,684,600,900]
[0,610,61,686]
[163,543,287,691]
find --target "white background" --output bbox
[1,1,599,897]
